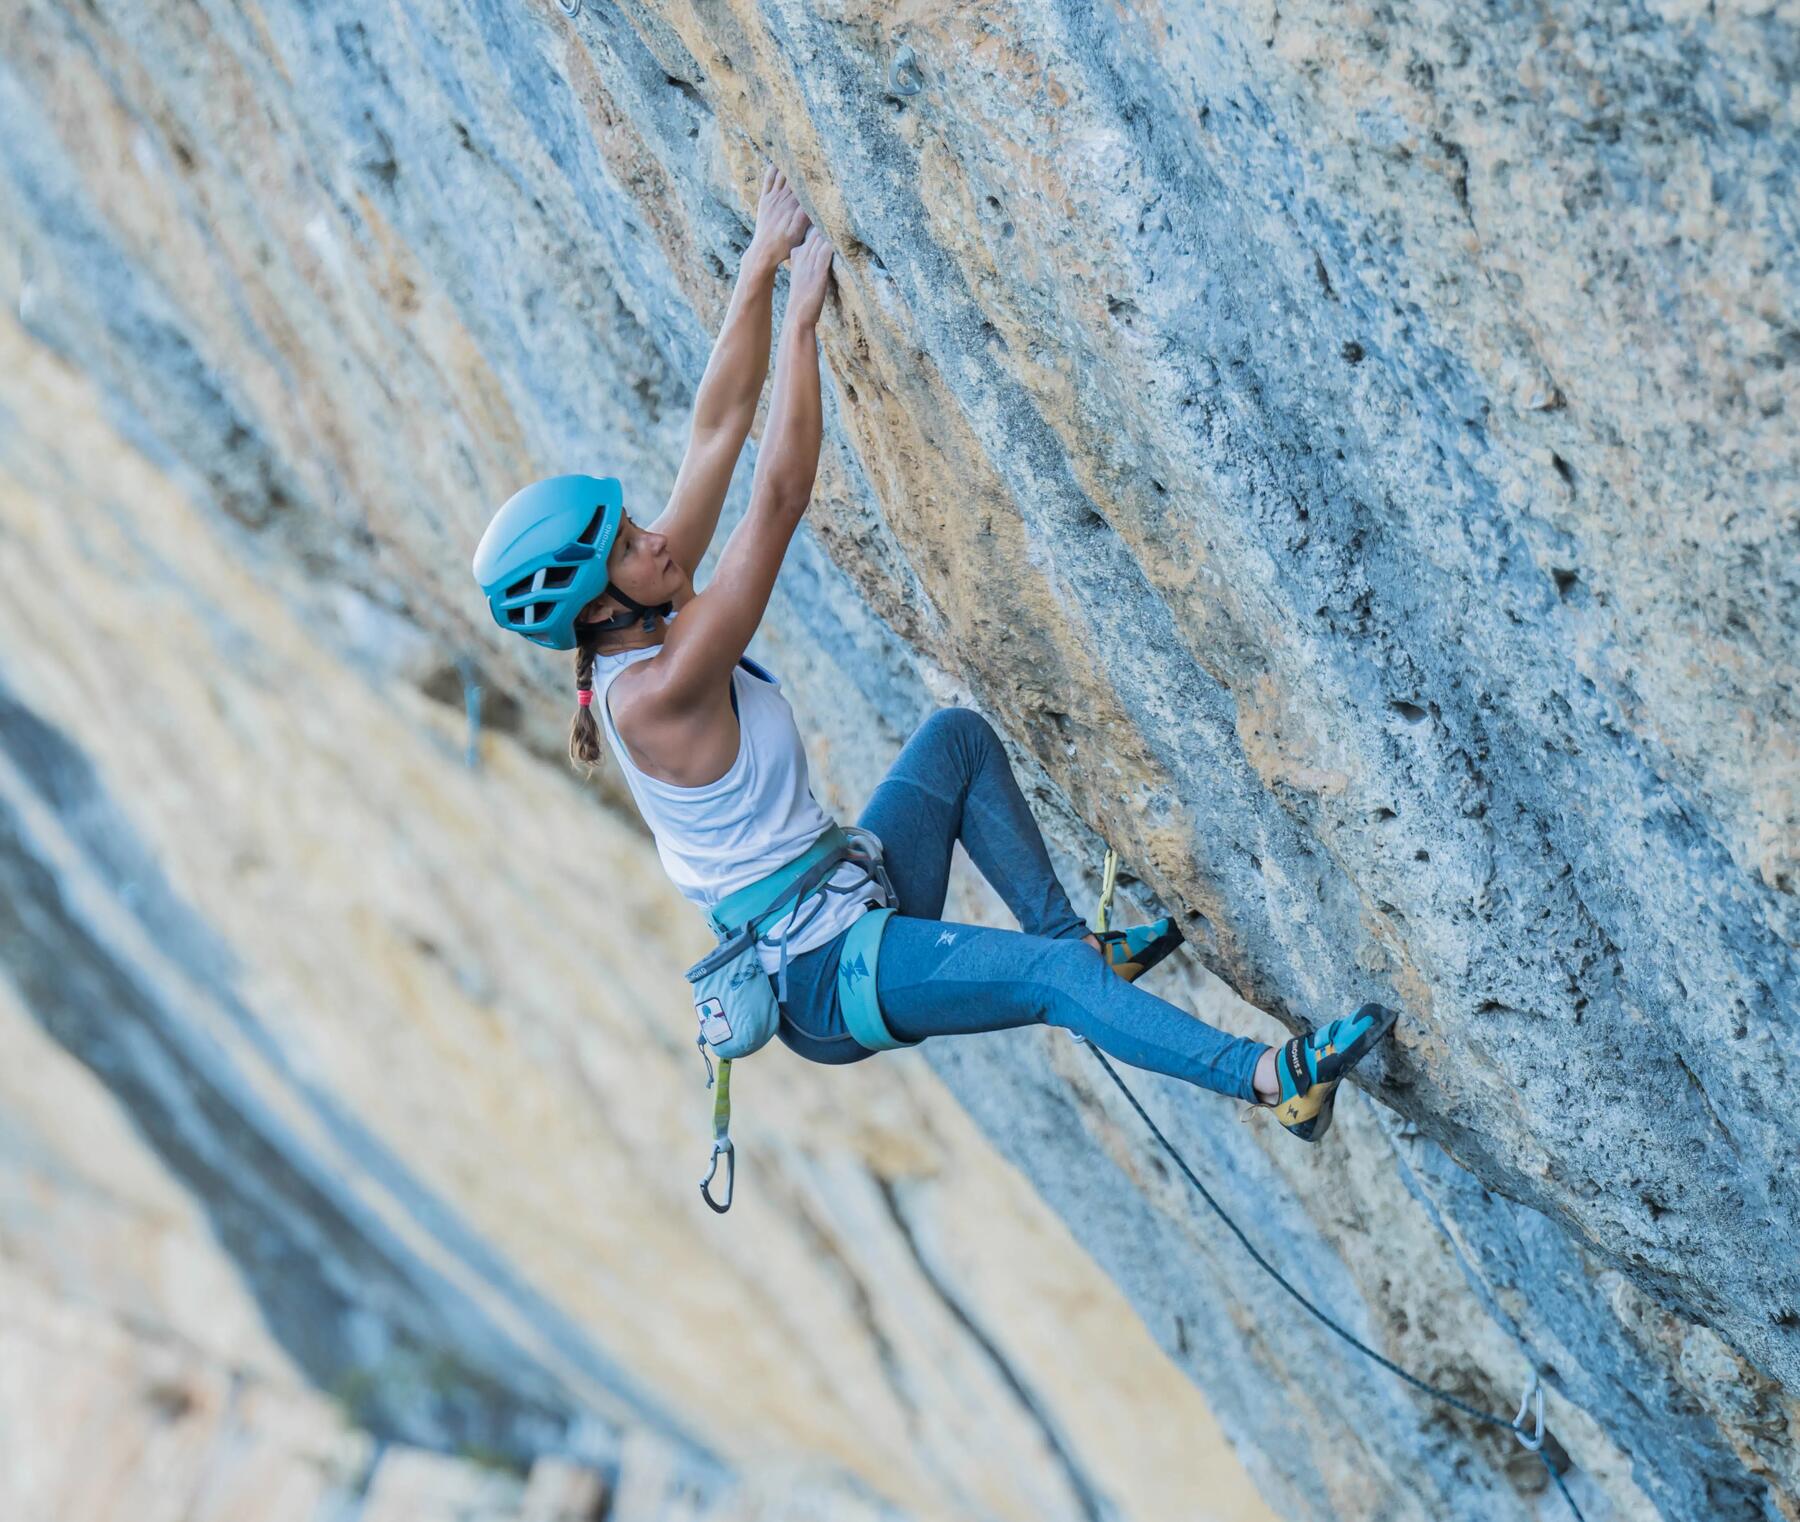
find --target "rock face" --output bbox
[0,1,1795,1520]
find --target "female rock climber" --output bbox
[472,166,1395,1143]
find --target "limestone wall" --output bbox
[0,1,1795,1518]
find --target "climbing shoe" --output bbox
[1094,916,1184,983]
[1268,1002,1398,1143]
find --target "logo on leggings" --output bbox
[935,928,959,947]
[841,953,870,990]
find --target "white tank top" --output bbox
[592,611,886,975]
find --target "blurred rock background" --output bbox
[0,1,1795,1519]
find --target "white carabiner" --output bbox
[1511,1372,1545,1453]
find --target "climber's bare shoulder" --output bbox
[603,643,741,790]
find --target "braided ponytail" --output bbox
[570,626,604,773]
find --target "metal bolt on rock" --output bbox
[887,43,923,97]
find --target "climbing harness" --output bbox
[690,821,912,1212]
[1069,850,1586,1518]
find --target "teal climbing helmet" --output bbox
[473,474,668,651]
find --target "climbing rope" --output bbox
[1080,850,1587,1520]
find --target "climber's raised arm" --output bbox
[652,225,835,711]
[650,167,811,579]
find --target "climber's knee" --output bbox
[1030,935,1105,1027]
[921,708,993,744]
[921,705,996,746]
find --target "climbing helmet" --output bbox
[472,473,628,651]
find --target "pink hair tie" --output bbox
[576,688,593,707]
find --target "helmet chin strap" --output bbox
[588,585,675,635]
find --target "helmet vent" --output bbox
[540,565,576,589]
[576,507,603,545]
[505,568,542,598]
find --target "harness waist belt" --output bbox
[708,824,852,941]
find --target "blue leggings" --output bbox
[774,708,1269,1103]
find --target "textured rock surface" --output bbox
[0,1,1796,1519]
[0,316,1273,1522]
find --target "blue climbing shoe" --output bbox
[1270,1002,1398,1142]
[1095,916,1184,983]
